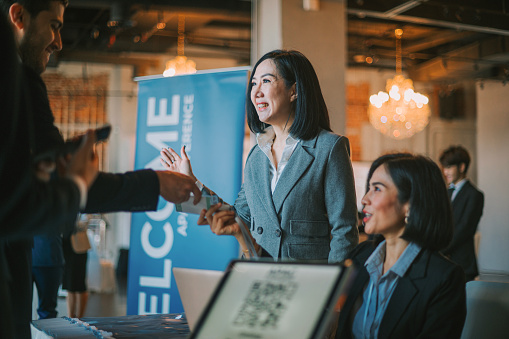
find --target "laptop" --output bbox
[173,267,224,331]
[189,259,356,339]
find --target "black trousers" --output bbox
[0,242,15,339]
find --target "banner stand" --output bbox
[127,68,249,315]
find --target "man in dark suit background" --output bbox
[2,1,202,337]
[440,145,484,282]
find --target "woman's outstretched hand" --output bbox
[199,203,259,258]
[198,203,241,236]
[160,146,196,181]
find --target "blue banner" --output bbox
[127,68,249,315]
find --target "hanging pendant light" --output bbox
[163,14,196,77]
[368,29,430,140]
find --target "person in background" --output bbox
[2,1,201,337]
[62,214,90,318]
[32,234,65,320]
[439,145,484,282]
[162,49,359,263]
[335,153,466,339]
[30,162,74,322]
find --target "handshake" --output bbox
[176,192,232,214]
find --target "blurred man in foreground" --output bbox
[2,1,201,337]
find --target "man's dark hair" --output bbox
[439,145,471,173]
[366,153,453,251]
[1,0,68,17]
[246,49,331,140]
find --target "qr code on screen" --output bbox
[232,280,298,329]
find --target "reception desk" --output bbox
[31,314,189,338]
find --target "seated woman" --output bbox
[161,49,358,263]
[335,153,466,339]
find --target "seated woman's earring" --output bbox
[404,213,409,225]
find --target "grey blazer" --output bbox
[234,129,359,263]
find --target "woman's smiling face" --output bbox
[250,59,295,128]
[361,165,409,239]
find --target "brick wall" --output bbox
[42,72,110,168]
[42,73,109,133]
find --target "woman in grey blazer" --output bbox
[161,50,359,263]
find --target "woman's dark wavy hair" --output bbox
[366,153,453,251]
[246,49,331,140]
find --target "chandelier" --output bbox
[368,29,430,140]
[163,15,196,77]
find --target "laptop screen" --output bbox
[173,267,224,331]
[190,260,350,339]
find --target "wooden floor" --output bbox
[82,275,127,318]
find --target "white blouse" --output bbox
[256,126,300,194]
